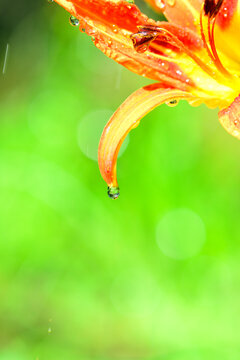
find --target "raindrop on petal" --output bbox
[165,99,179,107]
[167,0,175,6]
[156,0,166,10]
[69,15,79,26]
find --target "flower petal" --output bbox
[129,24,234,99]
[216,0,238,29]
[98,83,195,194]
[144,0,202,31]
[55,0,151,32]
[218,95,240,140]
[54,0,193,87]
[214,0,240,65]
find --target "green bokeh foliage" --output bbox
[0,1,240,359]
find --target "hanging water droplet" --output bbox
[107,186,120,199]
[165,99,179,107]
[48,327,52,334]
[69,15,79,27]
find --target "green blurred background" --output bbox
[1,0,240,359]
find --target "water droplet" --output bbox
[48,327,52,334]
[167,0,175,6]
[107,186,120,199]
[161,61,169,70]
[112,25,118,33]
[126,0,134,3]
[156,0,166,10]
[131,119,140,129]
[165,99,179,107]
[193,18,198,26]
[69,15,79,27]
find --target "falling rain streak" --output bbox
[2,44,9,75]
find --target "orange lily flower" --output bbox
[53,0,240,199]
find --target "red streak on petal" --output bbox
[217,0,238,29]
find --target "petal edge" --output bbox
[218,95,240,140]
[98,84,196,193]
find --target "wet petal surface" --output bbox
[98,84,195,191]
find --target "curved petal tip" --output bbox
[98,84,195,198]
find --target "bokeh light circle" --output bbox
[77,109,129,161]
[156,208,206,260]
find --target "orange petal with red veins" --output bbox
[144,0,202,31]
[54,0,193,88]
[98,84,196,197]
[219,95,240,140]
[55,0,153,33]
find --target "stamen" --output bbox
[204,0,215,17]
[131,32,186,64]
[200,6,216,63]
[130,31,157,53]
[131,26,219,81]
[209,16,232,76]
[204,0,224,18]
[201,0,233,78]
